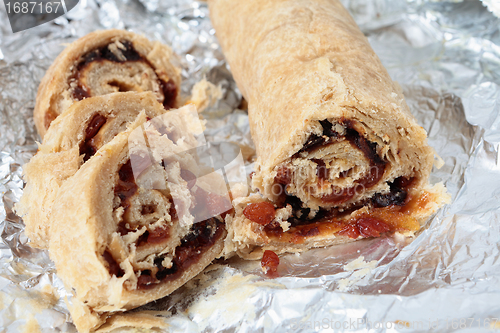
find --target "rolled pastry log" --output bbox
[34,29,181,138]
[48,105,229,332]
[209,0,450,258]
[16,92,168,249]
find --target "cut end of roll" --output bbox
[34,29,182,138]
[253,116,436,214]
[227,182,450,260]
[44,103,233,332]
[235,116,448,258]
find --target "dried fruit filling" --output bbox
[283,119,388,204]
[103,218,224,289]
[71,40,177,109]
[243,202,276,225]
[114,159,138,213]
[114,159,172,245]
[244,118,422,243]
[80,113,107,162]
[338,217,390,238]
[136,218,224,289]
[243,176,420,243]
[108,159,228,289]
[261,250,280,278]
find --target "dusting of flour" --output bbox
[187,271,284,330]
[337,256,378,292]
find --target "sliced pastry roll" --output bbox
[48,105,229,332]
[209,0,450,257]
[34,29,181,138]
[17,92,168,249]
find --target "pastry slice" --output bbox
[48,105,229,332]
[34,29,181,138]
[17,92,167,249]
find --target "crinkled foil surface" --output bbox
[1,0,500,332]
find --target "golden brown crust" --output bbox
[34,29,181,138]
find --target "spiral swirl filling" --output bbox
[103,157,226,290]
[69,40,177,109]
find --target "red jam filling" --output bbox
[80,113,107,162]
[71,40,177,109]
[338,217,390,238]
[137,218,224,289]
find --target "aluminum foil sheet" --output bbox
[1,0,500,332]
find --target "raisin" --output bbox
[372,176,413,208]
[115,160,138,208]
[338,224,361,239]
[319,120,339,138]
[72,84,90,101]
[80,113,107,162]
[117,222,130,236]
[261,250,279,278]
[160,79,178,109]
[357,218,390,238]
[357,164,385,189]
[339,217,391,239]
[394,176,414,189]
[372,188,406,207]
[243,202,276,225]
